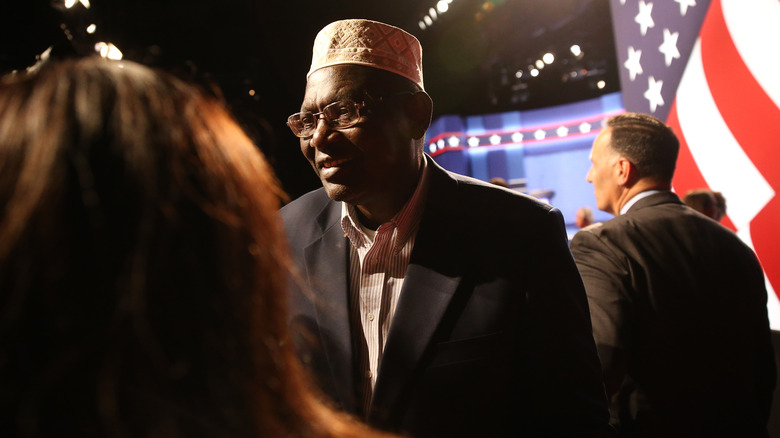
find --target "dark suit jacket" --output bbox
[281,157,611,437]
[571,191,775,437]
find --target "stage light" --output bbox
[437,0,449,13]
[534,129,546,140]
[438,139,445,148]
[579,122,592,133]
[430,143,437,153]
[248,89,255,96]
[490,134,502,145]
[429,8,438,20]
[86,24,96,34]
[419,21,426,30]
[556,126,569,137]
[468,136,480,147]
[542,52,554,64]
[535,59,544,69]
[95,42,123,60]
[570,44,582,56]
[64,0,77,8]
[448,136,460,147]
[597,80,606,89]
[530,68,539,77]
[424,16,433,26]
[515,70,523,78]
[511,132,523,143]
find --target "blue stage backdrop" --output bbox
[427,91,624,236]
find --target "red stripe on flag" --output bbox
[666,102,736,228]
[700,0,780,167]
[699,0,780,293]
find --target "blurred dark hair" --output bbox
[0,57,388,437]
[683,188,718,220]
[606,112,680,183]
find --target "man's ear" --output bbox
[615,157,636,187]
[404,91,433,140]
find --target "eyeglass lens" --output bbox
[288,100,360,137]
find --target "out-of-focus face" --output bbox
[586,128,622,216]
[299,65,421,210]
[575,209,591,228]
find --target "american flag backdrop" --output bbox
[610,0,780,327]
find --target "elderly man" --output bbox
[280,19,611,437]
[571,112,775,436]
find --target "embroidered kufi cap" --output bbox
[307,19,424,90]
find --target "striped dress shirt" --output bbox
[341,162,430,416]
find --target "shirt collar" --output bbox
[341,158,430,252]
[619,189,663,215]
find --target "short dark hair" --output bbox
[683,189,717,218]
[606,112,679,183]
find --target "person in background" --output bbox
[281,18,611,438]
[682,188,718,220]
[571,112,775,437]
[575,206,595,228]
[0,57,393,438]
[489,176,509,187]
[713,191,727,222]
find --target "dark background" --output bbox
[2,0,618,199]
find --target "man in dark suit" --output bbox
[570,112,775,436]
[281,18,612,437]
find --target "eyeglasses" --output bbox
[287,99,366,138]
[286,92,414,138]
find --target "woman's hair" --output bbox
[0,57,387,437]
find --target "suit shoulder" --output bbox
[280,188,330,220]
[447,171,555,219]
[279,188,340,245]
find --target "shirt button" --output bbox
[367,313,375,321]
[366,370,373,379]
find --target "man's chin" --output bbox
[323,182,359,204]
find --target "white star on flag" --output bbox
[674,0,697,16]
[635,1,655,36]
[624,46,643,81]
[659,29,681,66]
[643,76,664,112]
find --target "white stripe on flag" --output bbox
[721,0,780,111]
[675,39,774,230]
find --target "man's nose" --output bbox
[309,117,332,149]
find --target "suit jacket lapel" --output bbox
[369,157,463,424]
[369,262,461,424]
[302,201,358,412]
